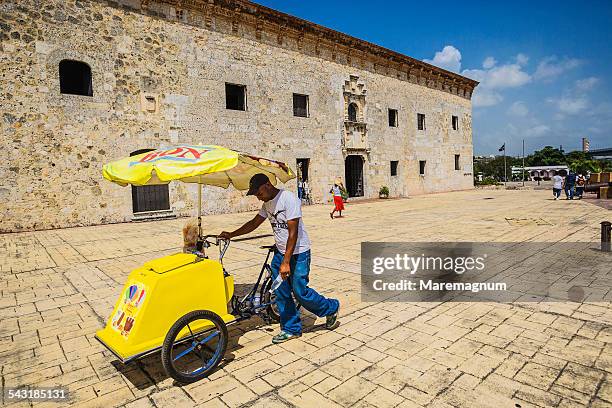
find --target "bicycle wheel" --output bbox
[161,310,228,384]
[262,278,280,322]
[262,277,301,323]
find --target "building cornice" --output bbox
[115,0,479,99]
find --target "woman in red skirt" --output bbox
[329,177,345,219]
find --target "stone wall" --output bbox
[0,0,475,232]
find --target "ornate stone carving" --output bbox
[342,75,369,153]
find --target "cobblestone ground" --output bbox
[1,189,611,408]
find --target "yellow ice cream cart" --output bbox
[95,145,293,383]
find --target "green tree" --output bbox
[564,151,602,174]
[474,156,520,180]
[527,146,565,166]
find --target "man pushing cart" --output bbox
[220,173,340,343]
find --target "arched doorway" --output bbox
[345,155,364,197]
[130,149,170,213]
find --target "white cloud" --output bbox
[461,53,531,108]
[463,64,531,90]
[575,77,599,92]
[548,96,589,114]
[472,89,503,107]
[534,56,582,81]
[508,101,529,116]
[486,64,531,89]
[482,57,497,69]
[515,53,529,66]
[423,45,462,73]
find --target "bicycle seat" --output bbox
[260,245,276,250]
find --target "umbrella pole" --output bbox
[198,181,202,239]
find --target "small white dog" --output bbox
[182,218,204,256]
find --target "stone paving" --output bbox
[1,189,611,408]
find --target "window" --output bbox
[225,83,246,110]
[417,113,426,130]
[455,154,460,170]
[391,161,399,176]
[452,115,459,130]
[293,93,309,117]
[419,160,426,176]
[388,109,398,127]
[59,59,93,96]
[348,103,358,122]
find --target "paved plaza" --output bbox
[1,189,611,408]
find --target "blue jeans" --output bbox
[553,188,561,199]
[565,184,574,199]
[270,250,339,335]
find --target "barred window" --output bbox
[417,113,426,130]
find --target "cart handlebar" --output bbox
[199,235,231,263]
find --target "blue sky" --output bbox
[256,0,612,156]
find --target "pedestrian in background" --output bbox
[552,173,563,200]
[329,177,345,219]
[575,174,586,199]
[564,171,576,200]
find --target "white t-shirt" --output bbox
[552,175,563,189]
[258,190,311,255]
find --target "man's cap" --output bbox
[246,173,271,195]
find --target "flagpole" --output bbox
[504,142,507,187]
[522,139,525,187]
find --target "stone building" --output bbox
[0,0,478,232]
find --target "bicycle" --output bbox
[230,242,301,324]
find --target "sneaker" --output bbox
[272,331,301,344]
[325,306,340,330]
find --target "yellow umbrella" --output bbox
[102,145,295,235]
[103,145,294,188]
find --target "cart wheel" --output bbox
[261,278,301,323]
[161,310,228,384]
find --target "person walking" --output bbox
[575,174,586,199]
[329,177,345,219]
[552,173,563,200]
[219,174,340,344]
[564,171,576,200]
[297,178,304,201]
